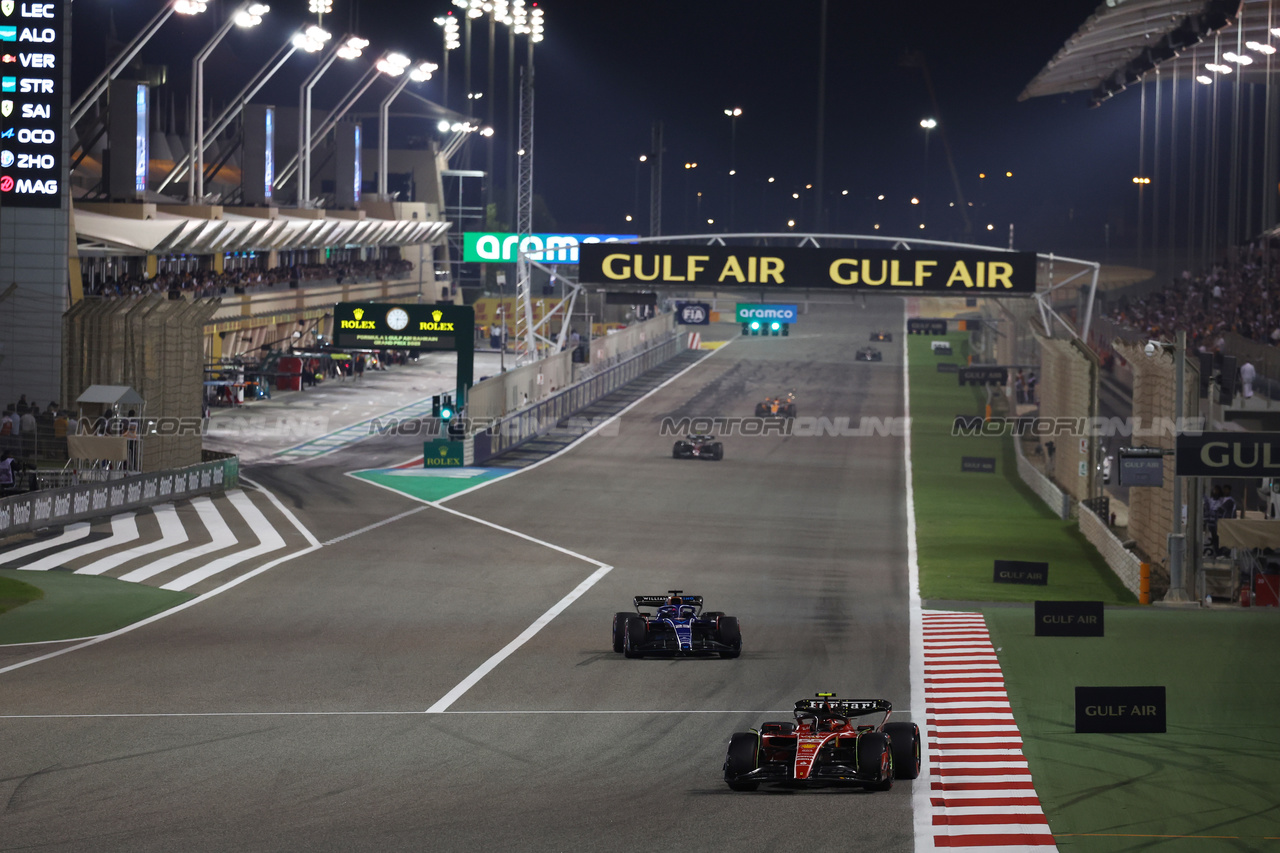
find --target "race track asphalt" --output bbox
[0,298,919,852]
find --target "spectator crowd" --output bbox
[1106,245,1280,351]
[84,258,414,300]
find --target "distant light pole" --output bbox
[634,154,649,231]
[190,2,270,202]
[919,117,936,228]
[433,12,460,111]
[682,161,696,232]
[724,107,742,230]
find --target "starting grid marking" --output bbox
[923,611,1058,852]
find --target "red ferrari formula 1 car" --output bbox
[723,694,920,791]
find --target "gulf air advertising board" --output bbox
[0,0,63,208]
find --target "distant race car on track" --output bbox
[612,591,742,658]
[754,393,796,418]
[723,694,920,791]
[856,347,883,362]
[870,331,893,342]
[672,433,724,460]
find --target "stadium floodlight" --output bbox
[919,117,937,129]
[435,14,461,49]
[437,119,452,132]
[308,0,333,15]
[338,36,369,59]
[379,59,437,198]
[175,0,208,13]
[1246,40,1276,55]
[1223,51,1253,65]
[410,61,438,83]
[1196,74,1213,84]
[292,25,331,52]
[234,3,269,27]
[1205,62,1232,74]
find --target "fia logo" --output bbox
[0,2,11,17]
[0,98,10,117]
[352,307,365,321]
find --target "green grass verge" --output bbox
[909,332,1134,604]
[0,573,44,616]
[986,607,1280,852]
[0,569,194,644]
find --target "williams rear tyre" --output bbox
[623,616,646,659]
[724,732,760,791]
[611,612,632,654]
[716,616,742,658]
[858,732,893,791]
[672,443,683,459]
[884,722,921,780]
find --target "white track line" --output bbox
[0,709,810,719]
[16,514,139,572]
[75,504,187,576]
[118,496,235,583]
[425,563,613,713]
[435,338,736,504]
[161,490,285,591]
[0,522,93,565]
[905,306,934,853]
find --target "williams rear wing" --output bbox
[634,593,703,611]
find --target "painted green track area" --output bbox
[986,607,1280,851]
[0,569,193,644]
[351,466,511,503]
[908,332,1134,604]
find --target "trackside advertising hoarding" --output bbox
[464,232,638,264]
[736,303,797,323]
[578,245,1038,295]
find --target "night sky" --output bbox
[72,0,1146,255]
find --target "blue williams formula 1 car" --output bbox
[611,591,742,659]
[723,694,921,791]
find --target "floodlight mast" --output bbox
[190,2,270,202]
[159,26,329,195]
[378,61,436,199]
[71,0,209,127]
[272,34,366,201]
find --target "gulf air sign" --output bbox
[578,245,1038,295]
[464,232,637,264]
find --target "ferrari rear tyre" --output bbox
[611,612,632,654]
[724,732,760,791]
[858,732,893,791]
[623,616,646,659]
[884,722,921,780]
[716,616,742,658]
[672,443,682,459]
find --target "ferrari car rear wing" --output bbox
[795,698,891,717]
